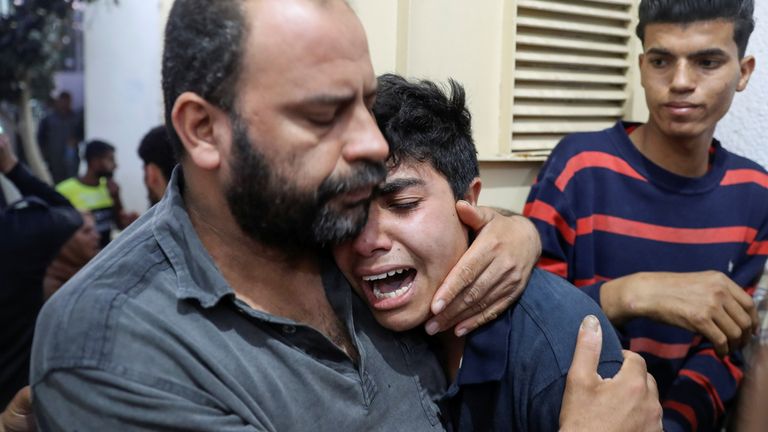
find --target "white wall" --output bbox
[83,0,165,213]
[716,2,768,169]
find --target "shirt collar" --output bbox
[455,309,513,385]
[151,166,235,308]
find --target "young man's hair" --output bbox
[138,125,177,182]
[372,74,478,200]
[636,0,755,58]
[161,0,246,158]
[84,140,115,164]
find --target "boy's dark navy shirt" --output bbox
[442,269,624,431]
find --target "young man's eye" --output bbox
[308,114,335,127]
[388,200,420,211]
[649,57,668,68]
[698,58,722,69]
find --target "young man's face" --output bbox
[94,151,116,179]
[333,161,478,331]
[639,19,754,140]
[222,0,389,247]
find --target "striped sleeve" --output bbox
[661,342,745,432]
[524,177,573,271]
[523,168,612,306]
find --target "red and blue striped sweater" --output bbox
[524,121,768,432]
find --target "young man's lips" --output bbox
[664,103,700,116]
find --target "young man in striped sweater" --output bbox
[524,1,767,431]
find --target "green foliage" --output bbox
[0,0,110,102]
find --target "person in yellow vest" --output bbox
[56,140,138,248]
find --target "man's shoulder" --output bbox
[31,216,177,377]
[513,269,623,374]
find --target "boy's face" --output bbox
[333,161,477,332]
[639,20,754,141]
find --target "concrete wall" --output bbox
[716,1,768,169]
[83,0,165,213]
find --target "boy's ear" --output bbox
[463,177,482,206]
[737,55,756,92]
[171,92,230,171]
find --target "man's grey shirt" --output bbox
[31,170,446,431]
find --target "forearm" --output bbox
[5,163,71,206]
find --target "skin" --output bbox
[0,387,35,432]
[632,20,755,177]
[172,0,537,341]
[142,162,168,205]
[334,159,662,429]
[600,20,758,357]
[334,162,481,334]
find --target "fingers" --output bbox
[724,277,758,331]
[1,386,35,432]
[448,290,517,337]
[455,200,495,232]
[721,296,755,348]
[567,315,603,383]
[430,244,492,311]
[426,256,493,335]
[429,202,497,315]
[694,318,729,357]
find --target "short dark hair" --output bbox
[161,0,246,158]
[636,0,755,58]
[373,74,478,200]
[84,140,115,163]
[138,125,177,181]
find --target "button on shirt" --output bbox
[31,169,446,431]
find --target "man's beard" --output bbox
[225,117,386,253]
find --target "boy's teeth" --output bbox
[363,268,407,281]
[373,281,413,300]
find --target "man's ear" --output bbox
[171,92,229,171]
[737,55,756,92]
[463,177,482,206]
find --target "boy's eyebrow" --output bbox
[376,177,426,196]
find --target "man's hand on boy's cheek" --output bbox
[425,202,542,336]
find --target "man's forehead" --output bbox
[242,0,374,93]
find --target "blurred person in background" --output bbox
[0,132,82,409]
[55,140,138,248]
[137,125,176,206]
[37,91,81,184]
[42,212,100,299]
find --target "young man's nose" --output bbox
[670,62,696,93]
[352,205,393,258]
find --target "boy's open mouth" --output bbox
[362,268,417,300]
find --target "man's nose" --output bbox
[342,104,389,164]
